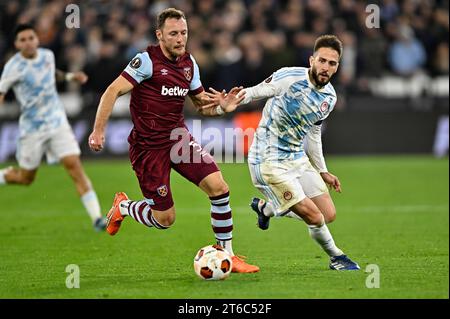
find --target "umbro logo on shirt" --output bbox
[161,69,168,75]
[161,85,189,96]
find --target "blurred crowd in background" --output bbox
[0,0,449,113]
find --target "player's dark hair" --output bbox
[313,35,343,59]
[157,8,186,29]
[14,24,36,39]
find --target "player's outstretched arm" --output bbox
[195,74,281,115]
[0,93,4,106]
[189,91,218,116]
[88,75,133,152]
[196,87,245,116]
[230,75,281,107]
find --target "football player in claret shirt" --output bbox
[88,8,259,273]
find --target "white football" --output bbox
[193,244,233,280]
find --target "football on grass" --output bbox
[193,245,232,280]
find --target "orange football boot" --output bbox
[231,255,260,273]
[106,192,129,236]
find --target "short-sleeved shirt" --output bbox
[0,48,69,137]
[121,45,204,149]
[248,67,337,164]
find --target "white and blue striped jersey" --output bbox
[0,48,69,137]
[246,67,337,164]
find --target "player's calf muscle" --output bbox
[199,173,229,197]
[6,168,35,185]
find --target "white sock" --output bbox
[308,222,343,257]
[0,167,12,185]
[263,202,302,220]
[0,169,7,185]
[261,200,276,217]
[217,239,234,256]
[81,190,102,223]
[119,200,132,216]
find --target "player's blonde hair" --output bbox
[157,8,186,29]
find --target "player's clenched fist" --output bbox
[88,131,105,152]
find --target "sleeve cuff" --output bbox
[121,71,138,87]
[189,85,204,96]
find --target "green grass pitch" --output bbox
[0,156,448,298]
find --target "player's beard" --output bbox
[168,44,185,59]
[310,66,331,87]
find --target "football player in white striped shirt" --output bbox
[205,35,359,270]
[0,24,106,231]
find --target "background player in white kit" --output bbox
[0,24,106,232]
[206,35,360,270]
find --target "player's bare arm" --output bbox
[201,76,279,113]
[190,90,226,116]
[0,93,4,105]
[55,69,88,84]
[88,75,133,152]
[189,91,219,116]
[199,86,245,115]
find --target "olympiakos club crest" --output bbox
[283,191,293,201]
[320,101,329,113]
[264,75,273,83]
[184,67,192,81]
[157,185,168,197]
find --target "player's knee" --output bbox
[66,161,80,175]
[62,156,82,174]
[293,201,322,226]
[199,172,229,197]
[159,213,176,227]
[209,182,229,197]
[309,212,325,226]
[154,209,176,228]
[324,210,336,224]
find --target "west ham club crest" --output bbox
[157,185,168,197]
[184,67,192,81]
